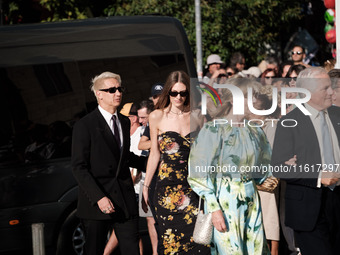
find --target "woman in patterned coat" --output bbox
[188,78,273,255]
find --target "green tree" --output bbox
[39,0,89,21]
[1,0,91,24]
[104,0,303,66]
[2,0,304,66]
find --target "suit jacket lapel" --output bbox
[119,113,130,153]
[115,113,130,177]
[328,105,340,147]
[297,109,321,158]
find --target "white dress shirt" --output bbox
[98,105,123,147]
[305,103,340,187]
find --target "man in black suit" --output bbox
[72,71,140,254]
[272,67,340,255]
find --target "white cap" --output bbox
[240,66,262,78]
[206,54,223,66]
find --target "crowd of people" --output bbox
[71,45,340,255]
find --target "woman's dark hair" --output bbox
[229,52,245,69]
[156,70,190,110]
[260,68,279,85]
[279,60,294,76]
[285,64,306,78]
[226,66,238,76]
[260,68,279,78]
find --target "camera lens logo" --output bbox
[197,83,222,107]
[197,82,311,117]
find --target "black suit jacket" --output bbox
[271,106,340,231]
[71,108,138,220]
[328,105,340,142]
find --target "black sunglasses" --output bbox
[168,90,189,97]
[227,72,234,76]
[99,87,125,93]
[291,77,297,81]
[265,76,275,79]
[291,51,303,55]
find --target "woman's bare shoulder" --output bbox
[149,109,164,120]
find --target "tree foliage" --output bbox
[2,0,304,66]
[103,0,303,65]
[39,0,89,21]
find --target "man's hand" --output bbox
[97,197,115,214]
[321,171,339,187]
[211,69,227,79]
[285,155,297,166]
[212,210,227,232]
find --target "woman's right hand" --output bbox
[212,210,227,232]
[142,185,149,213]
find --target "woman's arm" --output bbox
[188,123,223,213]
[188,123,228,232]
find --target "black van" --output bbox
[0,16,195,254]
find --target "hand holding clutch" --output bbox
[257,176,279,192]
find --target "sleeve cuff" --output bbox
[204,193,222,213]
[317,171,322,188]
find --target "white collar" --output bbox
[98,105,118,122]
[305,103,328,120]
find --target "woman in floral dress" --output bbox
[188,78,272,255]
[142,71,210,255]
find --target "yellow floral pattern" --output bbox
[154,131,210,255]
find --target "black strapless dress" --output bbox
[153,131,210,255]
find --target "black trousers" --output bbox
[81,217,140,255]
[294,187,340,255]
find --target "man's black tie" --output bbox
[112,115,121,148]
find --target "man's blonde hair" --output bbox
[90,72,122,95]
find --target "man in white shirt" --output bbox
[104,102,145,255]
[72,72,141,254]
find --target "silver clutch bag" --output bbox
[193,197,213,245]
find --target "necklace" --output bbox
[170,109,183,115]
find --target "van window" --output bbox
[0,53,188,166]
[0,17,195,167]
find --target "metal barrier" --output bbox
[32,223,45,255]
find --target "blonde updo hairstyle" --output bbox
[212,77,260,118]
[256,85,281,119]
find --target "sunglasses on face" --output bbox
[218,72,235,78]
[291,51,303,55]
[265,76,275,79]
[290,77,297,81]
[99,87,125,93]
[168,90,189,97]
